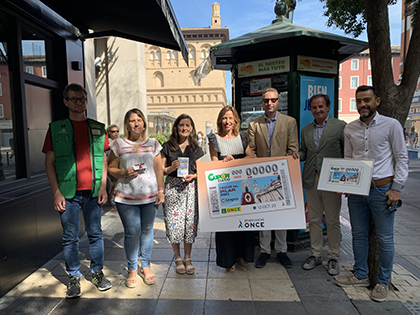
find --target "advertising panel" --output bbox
[238,57,290,78]
[300,76,335,130]
[297,56,338,74]
[197,156,305,232]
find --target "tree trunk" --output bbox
[364,0,420,126]
[367,216,379,288]
[362,0,420,286]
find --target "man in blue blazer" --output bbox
[293,94,346,276]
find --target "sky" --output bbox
[171,0,403,102]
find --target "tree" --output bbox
[321,0,420,287]
[321,0,420,126]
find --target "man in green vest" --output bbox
[43,83,111,298]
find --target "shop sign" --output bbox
[297,56,338,74]
[238,57,290,78]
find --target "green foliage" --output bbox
[150,133,170,145]
[320,0,398,37]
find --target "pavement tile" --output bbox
[153,228,167,238]
[51,298,110,314]
[286,262,331,280]
[250,278,300,301]
[400,255,420,272]
[301,301,360,315]
[101,298,157,315]
[110,277,163,300]
[340,286,371,301]
[291,278,348,303]
[154,299,204,315]
[392,274,420,286]
[103,247,126,261]
[0,297,62,315]
[40,259,62,272]
[254,301,306,315]
[247,261,291,279]
[393,263,414,275]
[396,245,420,256]
[150,248,176,262]
[207,261,249,279]
[195,231,212,239]
[5,270,68,298]
[167,261,208,279]
[152,237,173,249]
[205,300,254,315]
[185,248,211,262]
[206,278,252,301]
[352,300,413,315]
[190,238,211,249]
[160,278,206,300]
[209,249,216,262]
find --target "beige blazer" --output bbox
[247,113,298,158]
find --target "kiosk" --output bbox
[210,5,368,250]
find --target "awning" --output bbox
[210,17,368,70]
[39,0,188,63]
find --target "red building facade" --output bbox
[338,47,400,123]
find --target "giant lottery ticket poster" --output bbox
[196,156,306,232]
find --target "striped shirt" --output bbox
[217,134,244,157]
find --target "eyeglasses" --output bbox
[263,98,279,104]
[67,97,87,103]
[110,130,119,133]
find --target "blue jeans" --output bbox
[116,202,157,270]
[60,191,104,278]
[348,182,395,286]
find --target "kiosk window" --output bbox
[239,73,288,130]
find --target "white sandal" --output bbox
[175,258,186,274]
[184,258,195,275]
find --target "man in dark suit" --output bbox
[248,87,299,268]
[292,94,346,276]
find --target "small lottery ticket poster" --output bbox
[317,158,374,196]
[177,157,189,177]
[197,156,305,232]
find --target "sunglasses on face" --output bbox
[67,97,87,103]
[262,98,279,104]
[110,130,119,133]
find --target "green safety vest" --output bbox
[50,118,105,198]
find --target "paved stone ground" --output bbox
[1,159,419,315]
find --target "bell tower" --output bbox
[211,2,221,28]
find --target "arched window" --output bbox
[167,51,171,60]
[154,72,164,87]
[156,51,161,60]
[173,51,178,60]
[150,51,155,60]
[201,50,206,58]
[189,50,195,59]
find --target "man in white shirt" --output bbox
[335,86,408,302]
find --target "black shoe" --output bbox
[92,270,112,291]
[66,276,81,299]
[277,252,293,268]
[255,253,271,268]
